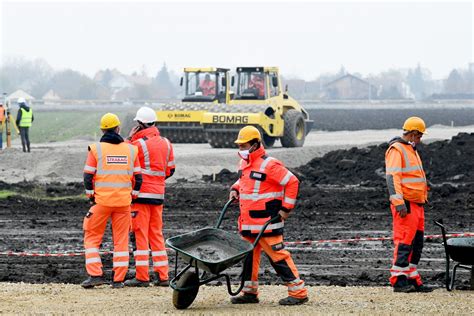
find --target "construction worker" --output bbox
[0,103,5,150]
[81,113,142,289]
[229,126,308,305]
[385,117,433,293]
[249,73,265,97]
[15,97,34,153]
[199,74,216,96]
[124,106,175,287]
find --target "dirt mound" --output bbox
[294,132,474,186]
[202,169,238,184]
[202,133,474,187]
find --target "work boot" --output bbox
[81,276,105,289]
[408,280,434,292]
[111,281,124,289]
[393,284,417,293]
[231,293,259,304]
[279,296,309,306]
[124,278,150,287]
[393,275,416,293]
[414,285,434,292]
[153,273,169,287]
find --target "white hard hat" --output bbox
[134,106,157,123]
[17,97,26,104]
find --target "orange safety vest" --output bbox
[0,107,5,122]
[385,139,428,208]
[88,142,139,207]
[232,146,299,237]
[131,127,174,202]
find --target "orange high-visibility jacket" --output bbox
[84,142,141,207]
[0,107,5,123]
[231,146,299,237]
[199,80,216,96]
[385,138,428,211]
[129,127,175,204]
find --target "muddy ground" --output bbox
[0,133,473,289]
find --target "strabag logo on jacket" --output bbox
[106,155,128,164]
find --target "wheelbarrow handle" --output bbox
[215,197,236,229]
[252,214,282,248]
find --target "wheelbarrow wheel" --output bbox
[172,271,200,309]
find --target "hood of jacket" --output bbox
[19,103,31,112]
[131,126,160,142]
[100,131,124,144]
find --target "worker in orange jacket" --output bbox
[249,74,265,97]
[199,74,216,96]
[81,113,142,289]
[229,126,308,306]
[385,117,433,293]
[124,107,175,287]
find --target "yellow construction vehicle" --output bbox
[155,67,230,143]
[201,67,313,148]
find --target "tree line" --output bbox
[0,57,472,101]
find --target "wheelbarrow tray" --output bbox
[166,227,253,275]
[447,237,474,265]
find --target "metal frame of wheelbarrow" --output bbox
[167,198,281,307]
[434,219,474,291]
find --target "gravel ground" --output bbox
[0,283,473,314]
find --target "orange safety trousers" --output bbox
[130,203,168,282]
[390,201,424,287]
[242,235,307,299]
[83,204,131,282]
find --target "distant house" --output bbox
[42,89,61,101]
[7,89,35,103]
[322,74,377,100]
[109,76,133,90]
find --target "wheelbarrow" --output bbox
[434,219,474,291]
[166,198,280,309]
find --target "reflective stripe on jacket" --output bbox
[385,139,428,206]
[130,127,175,204]
[19,108,33,127]
[231,146,299,237]
[87,142,139,207]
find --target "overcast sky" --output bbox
[1,0,473,80]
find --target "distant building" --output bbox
[7,89,35,103]
[42,89,61,101]
[322,74,377,100]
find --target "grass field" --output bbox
[5,110,134,143]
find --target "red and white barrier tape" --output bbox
[1,233,473,257]
[283,232,474,246]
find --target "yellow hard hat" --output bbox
[234,126,261,144]
[100,113,121,129]
[403,116,427,134]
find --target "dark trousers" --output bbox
[19,127,30,152]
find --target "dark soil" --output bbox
[1,133,473,288]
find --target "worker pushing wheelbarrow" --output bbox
[166,125,309,309]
